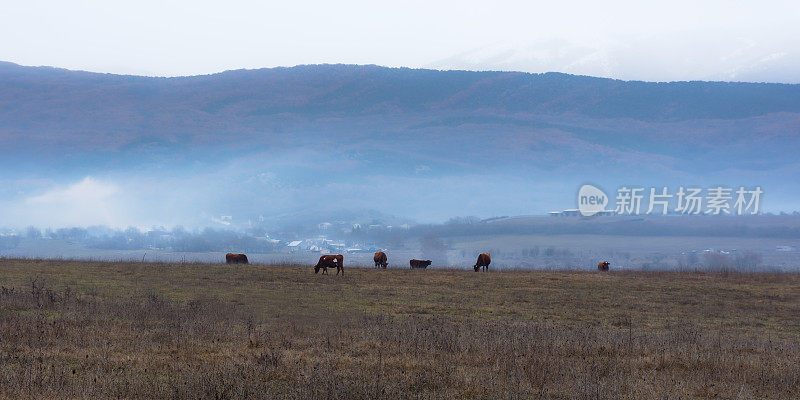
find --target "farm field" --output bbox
[1,258,799,398]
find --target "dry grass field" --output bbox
[1,258,799,399]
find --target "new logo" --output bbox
[577,184,609,216]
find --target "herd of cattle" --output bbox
[225,252,612,273]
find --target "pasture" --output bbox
[1,258,799,398]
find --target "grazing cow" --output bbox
[315,254,344,275]
[409,259,431,269]
[598,261,610,271]
[226,253,249,264]
[473,253,491,272]
[373,251,388,268]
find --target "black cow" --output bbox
[409,259,431,269]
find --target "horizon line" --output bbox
[1,60,796,86]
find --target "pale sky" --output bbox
[2,0,800,81]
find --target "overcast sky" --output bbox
[2,0,799,82]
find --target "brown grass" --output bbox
[1,258,799,399]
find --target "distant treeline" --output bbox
[407,215,800,239]
[0,235,21,250]
[4,215,799,256]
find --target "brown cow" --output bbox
[226,253,249,264]
[373,251,388,268]
[314,254,344,275]
[409,259,431,269]
[474,253,491,271]
[598,261,610,271]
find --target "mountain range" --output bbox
[1,61,798,228]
